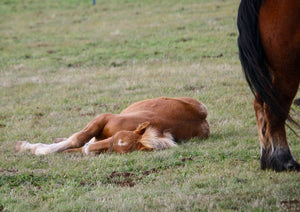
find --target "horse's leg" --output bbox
[267,77,299,171]
[82,137,113,155]
[254,78,300,171]
[253,97,267,169]
[62,147,83,153]
[54,138,68,143]
[255,0,300,171]
[14,114,111,155]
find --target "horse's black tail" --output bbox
[237,0,289,122]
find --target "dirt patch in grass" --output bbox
[281,199,300,211]
[106,157,193,187]
[0,168,19,175]
[107,171,136,187]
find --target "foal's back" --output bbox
[121,97,207,120]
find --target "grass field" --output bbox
[1,0,300,211]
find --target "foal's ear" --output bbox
[134,122,150,135]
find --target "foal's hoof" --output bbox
[14,141,27,152]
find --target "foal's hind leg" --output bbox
[54,138,68,143]
[14,114,111,155]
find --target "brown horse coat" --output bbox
[238,0,300,171]
[15,97,209,155]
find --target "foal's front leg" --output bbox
[82,137,113,156]
[14,114,111,155]
[14,132,87,155]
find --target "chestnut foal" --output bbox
[14,97,209,155]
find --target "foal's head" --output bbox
[111,122,153,153]
[111,121,176,153]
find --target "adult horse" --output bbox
[14,97,209,155]
[237,0,300,171]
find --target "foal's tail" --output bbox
[237,0,289,122]
[139,128,177,150]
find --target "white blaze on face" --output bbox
[117,139,127,146]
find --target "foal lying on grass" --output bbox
[15,97,210,155]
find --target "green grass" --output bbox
[1,0,300,211]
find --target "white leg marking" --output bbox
[14,141,51,155]
[22,134,78,155]
[15,141,34,152]
[82,137,96,156]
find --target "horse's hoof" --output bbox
[273,160,300,172]
[14,141,27,152]
[293,98,300,106]
[268,148,300,172]
[286,160,300,172]
[261,147,300,172]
